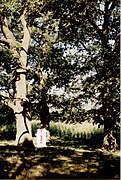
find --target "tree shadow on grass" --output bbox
[0,161,9,179]
[0,141,120,179]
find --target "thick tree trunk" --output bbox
[102,129,118,151]
[14,13,34,147]
[102,116,118,151]
[14,69,34,147]
[101,81,118,151]
[1,12,34,147]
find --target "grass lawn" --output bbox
[0,137,120,179]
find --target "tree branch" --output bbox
[102,1,110,34]
[86,9,109,49]
[5,101,16,110]
[79,40,89,51]
[20,11,31,52]
[1,16,16,46]
[0,38,10,47]
[0,95,15,111]
[110,1,117,11]
[19,11,31,67]
[113,32,120,54]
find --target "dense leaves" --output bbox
[0,0,120,149]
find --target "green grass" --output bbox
[0,120,104,147]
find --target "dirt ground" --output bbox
[0,139,120,179]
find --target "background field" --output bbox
[0,120,120,179]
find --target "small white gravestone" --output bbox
[36,128,46,148]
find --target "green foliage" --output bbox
[0,0,120,148]
[0,124,16,140]
[49,0,120,133]
[0,104,15,125]
[31,120,41,137]
[0,104,16,140]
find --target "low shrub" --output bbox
[31,120,41,136]
[0,123,16,140]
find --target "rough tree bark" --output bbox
[102,126,118,151]
[102,101,118,151]
[1,12,34,147]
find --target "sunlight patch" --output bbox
[6,156,22,177]
[54,155,71,162]
[16,165,46,179]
